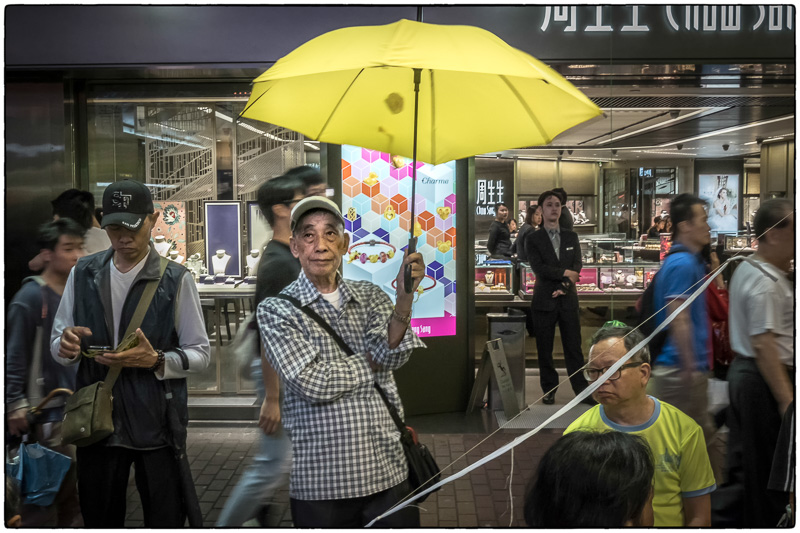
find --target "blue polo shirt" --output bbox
[654,244,709,370]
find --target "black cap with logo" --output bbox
[101,179,155,231]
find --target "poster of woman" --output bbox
[699,174,739,234]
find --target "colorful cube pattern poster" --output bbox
[341,145,456,338]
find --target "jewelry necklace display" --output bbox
[211,249,231,274]
[245,249,261,275]
[346,239,397,264]
[153,235,171,257]
[168,250,184,264]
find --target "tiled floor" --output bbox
[124,425,564,528]
[123,370,729,527]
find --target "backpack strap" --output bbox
[742,256,778,282]
[24,276,49,407]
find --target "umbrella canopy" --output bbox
[241,18,601,165]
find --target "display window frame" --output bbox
[204,200,243,278]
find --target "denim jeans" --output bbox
[215,363,292,527]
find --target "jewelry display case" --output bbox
[475,256,514,299]
[518,261,660,299]
[579,234,661,265]
[723,233,757,253]
[518,262,535,298]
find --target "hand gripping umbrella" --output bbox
[240,19,601,291]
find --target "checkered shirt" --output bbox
[257,271,426,500]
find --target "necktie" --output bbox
[549,229,560,259]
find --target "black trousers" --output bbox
[720,356,790,527]
[76,444,185,527]
[532,305,589,395]
[290,478,420,528]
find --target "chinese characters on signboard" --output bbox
[476,179,506,216]
[540,5,792,34]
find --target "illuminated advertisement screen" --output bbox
[341,145,456,338]
[699,174,739,235]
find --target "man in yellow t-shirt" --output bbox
[565,324,716,527]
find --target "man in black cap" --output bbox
[51,179,210,527]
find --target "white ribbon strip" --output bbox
[366,255,745,527]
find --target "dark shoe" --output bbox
[256,505,271,527]
[542,391,556,405]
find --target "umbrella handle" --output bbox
[403,237,417,294]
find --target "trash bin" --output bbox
[487,312,527,411]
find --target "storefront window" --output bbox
[87,85,306,394]
[603,168,628,235]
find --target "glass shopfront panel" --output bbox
[87,85,307,394]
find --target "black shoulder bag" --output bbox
[275,294,441,501]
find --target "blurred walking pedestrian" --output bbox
[719,199,794,527]
[7,219,86,527]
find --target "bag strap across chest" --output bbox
[104,257,169,389]
[274,293,408,430]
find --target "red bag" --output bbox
[706,284,733,371]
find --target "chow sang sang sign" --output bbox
[476,179,507,216]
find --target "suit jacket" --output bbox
[525,227,582,311]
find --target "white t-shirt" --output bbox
[728,257,794,365]
[109,256,148,346]
[83,227,112,255]
[320,288,342,311]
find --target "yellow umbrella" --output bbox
[241,18,600,165]
[241,18,601,291]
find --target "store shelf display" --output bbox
[599,267,640,292]
[576,267,603,293]
[724,233,758,253]
[475,257,513,299]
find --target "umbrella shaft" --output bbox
[410,68,421,239]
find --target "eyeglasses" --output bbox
[603,320,628,328]
[583,362,645,382]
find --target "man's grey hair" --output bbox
[291,208,345,237]
[590,325,650,364]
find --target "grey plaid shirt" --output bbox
[258,271,426,500]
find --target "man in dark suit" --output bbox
[524,190,591,405]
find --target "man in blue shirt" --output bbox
[649,193,713,442]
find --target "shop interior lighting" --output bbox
[657,115,794,147]
[96,181,177,189]
[304,142,320,150]
[123,126,205,150]
[208,107,290,143]
[156,123,186,133]
[596,109,708,145]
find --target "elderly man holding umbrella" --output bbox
[258,197,427,527]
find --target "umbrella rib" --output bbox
[500,76,553,145]
[317,68,366,140]
[237,83,272,120]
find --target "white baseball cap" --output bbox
[290,196,345,231]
